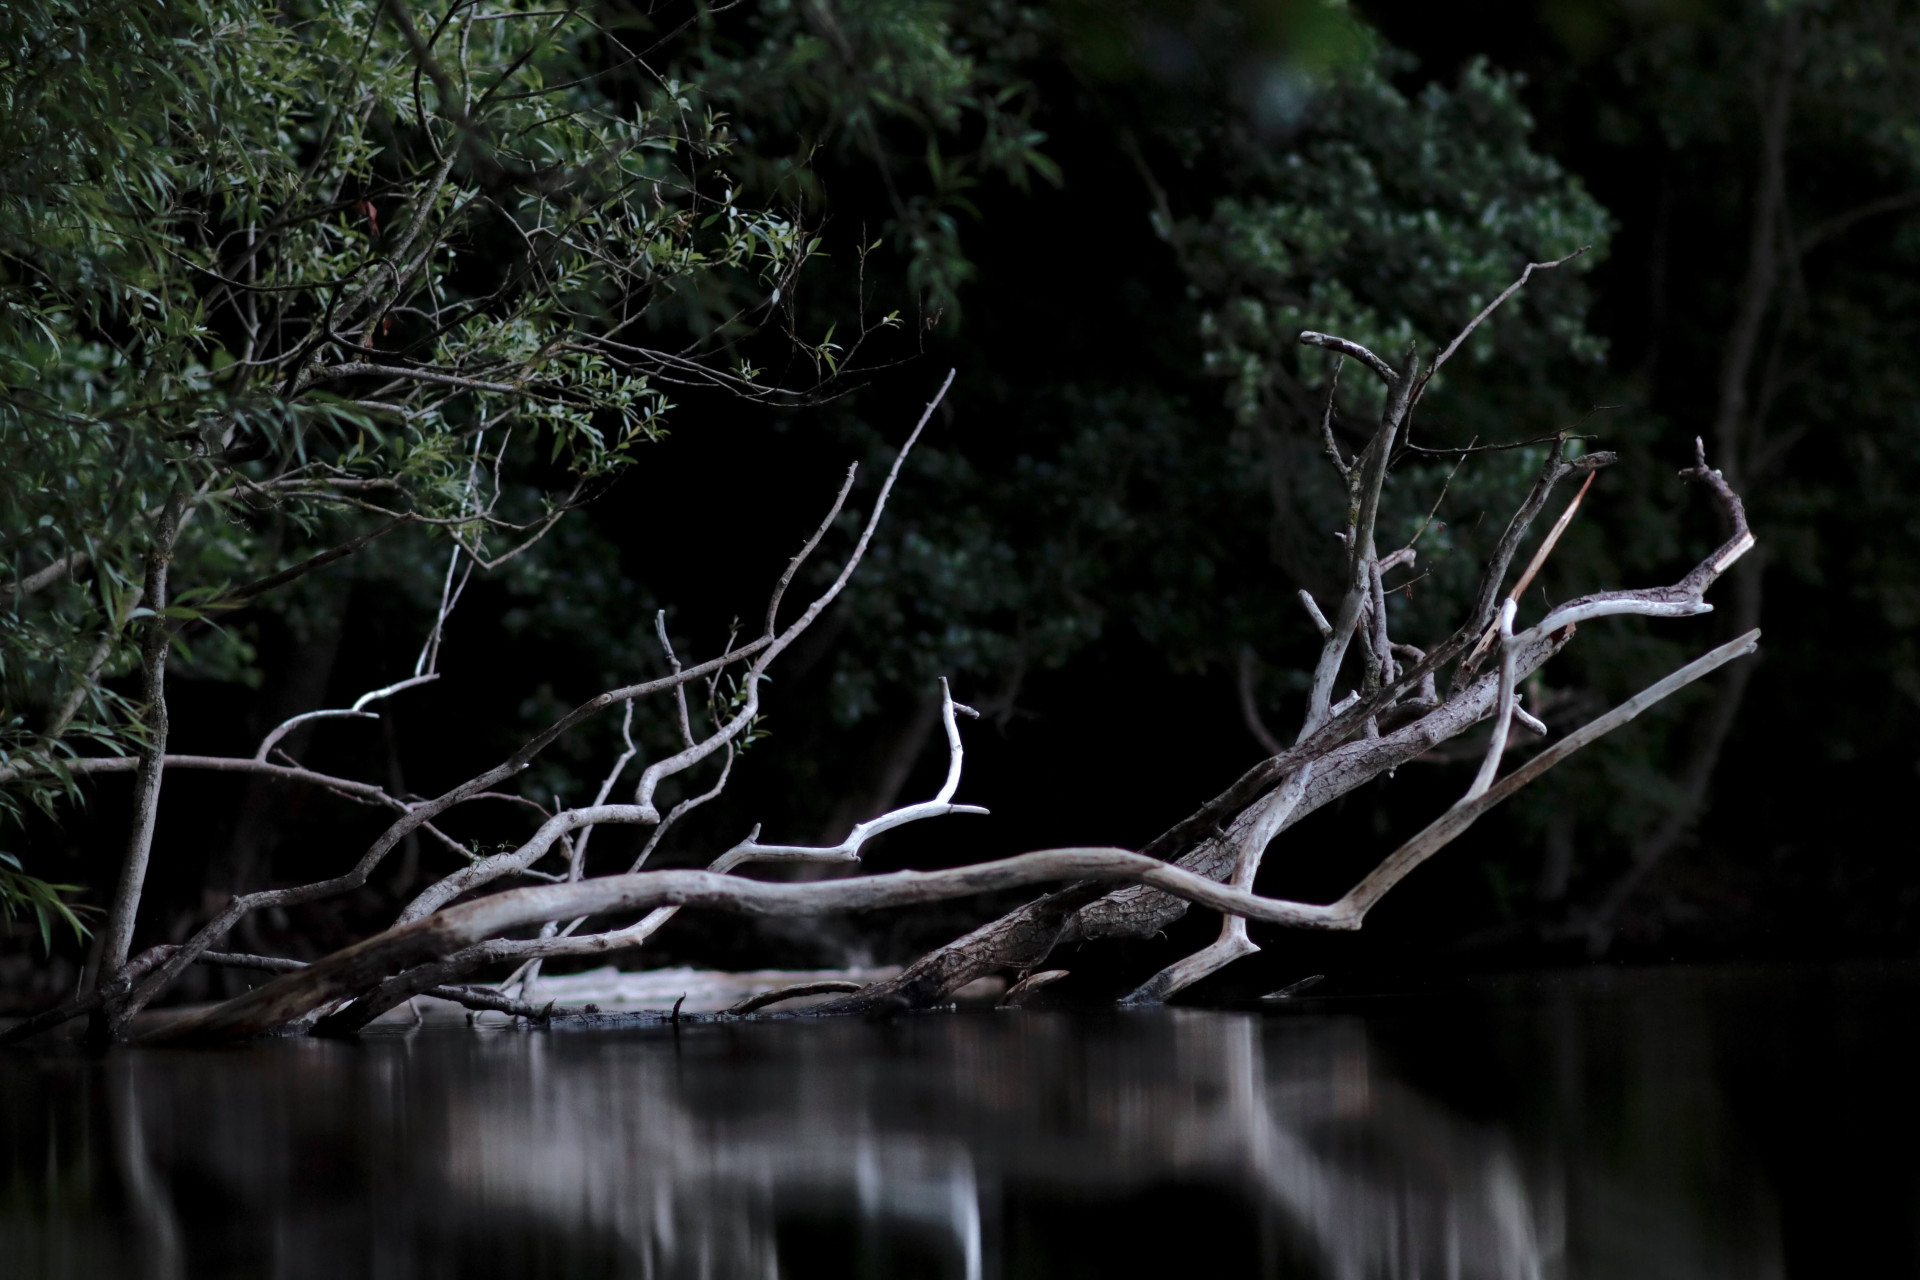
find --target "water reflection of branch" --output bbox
[437,1015,1564,1278]
[1219,1017,1560,1278]
[109,1059,183,1280]
[23,1005,1785,1279]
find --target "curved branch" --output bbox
[719,678,987,867]
[1333,630,1759,922]
[1533,439,1753,636]
[347,675,988,1028]
[396,803,661,923]
[1298,332,1395,384]
[1465,601,1520,801]
[142,851,1363,1044]
[253,710,376,761]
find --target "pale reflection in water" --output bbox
[444,1014,1555,1279]
[10,966,1909,1279]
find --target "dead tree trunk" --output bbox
[820,256,1758,1014]
[2,264,1765,1043]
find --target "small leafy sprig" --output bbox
[0,852,94,954]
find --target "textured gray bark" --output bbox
[824,627,1574,1012]
[824,434,1750,1014]
[138,849,1379,1043]
[92,483,189,1031]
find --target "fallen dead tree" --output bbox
[3,259,1759,1046]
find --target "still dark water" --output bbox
[4,963,1917,1278]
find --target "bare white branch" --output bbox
[1297,589,1333,640]
[252,710,375,762]
[529,678,989,977]
[1464,469,1594,670]
[721,678,988,868]
[1121,761,1316,1005]
[351,672,441,713]
[1332,629,1759,924]
[252,674,440,762]
[1466,601,1520,801]
[1299,332,1396,384]
[100,377,960,1026]
[69,626,1754,1050]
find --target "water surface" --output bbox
[4,963,1916,1278]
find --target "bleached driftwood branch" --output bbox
[1,372,957,1045]
[814,258,1753,1015]
[5,258,1764,1044]
[308,679,990,1034]
[134,626,1753,1045]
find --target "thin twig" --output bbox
[1413,247,1591,404]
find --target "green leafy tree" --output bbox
[762,8,1612,845]
[0,0,834,983]
[0,0,1078,1023]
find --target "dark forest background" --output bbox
[5,0,1917,1009]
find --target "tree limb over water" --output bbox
[4,260,1759,1045]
